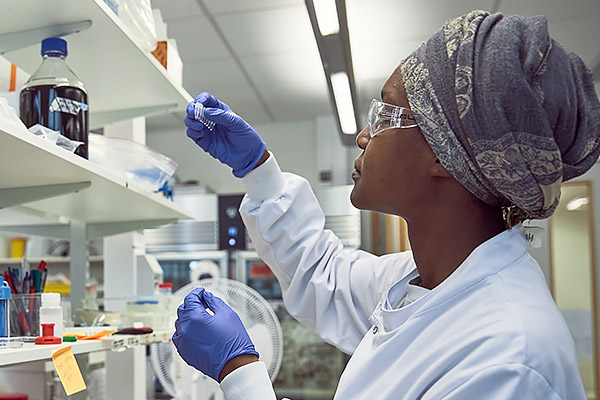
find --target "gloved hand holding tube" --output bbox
[185,92,267,178]
[172,287,259,382]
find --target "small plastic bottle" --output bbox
[158,282,173,296]
[39,293,63,342]
[0,276,11,337]
[158,282,174,329]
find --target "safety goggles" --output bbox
[368,99,418,138]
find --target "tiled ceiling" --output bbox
[147,0,600,132]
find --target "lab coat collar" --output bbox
[376,224,527,331]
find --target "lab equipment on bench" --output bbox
[120,296,176,331]
[150,278,283,400]
[20,37,89,159]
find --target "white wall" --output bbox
[552,208,592,309]
[315,115,361,187]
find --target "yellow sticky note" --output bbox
[51,345,87,396]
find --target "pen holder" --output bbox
[9,293,42,337]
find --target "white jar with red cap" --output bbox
[158,282,172,296]
[39,292,63,342]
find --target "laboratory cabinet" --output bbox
[0,1,195,399]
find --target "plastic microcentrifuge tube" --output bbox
[194,102,215,131]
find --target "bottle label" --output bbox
[49,96,89,115]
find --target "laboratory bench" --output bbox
[0,330,172,367]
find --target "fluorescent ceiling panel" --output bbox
[203,0,304,15]
[537,17,600,66]
[149,0,204,22]
[166,16,230,62]
[351,38,425,82]
[215,6,316,56]
[330,72,357,134]
[239,51,326,91]
[498,0,600,22]
[346,0,496,45]
[312,0,340,36]
[257,87,332,120]
[183,58,249,94]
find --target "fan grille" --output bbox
[151,278,283,398]
[176,278,283,379]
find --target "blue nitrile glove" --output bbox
[185,92,267,178]
[172,287,259,382]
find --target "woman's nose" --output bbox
[356,127,370,149]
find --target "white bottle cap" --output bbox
[41,292,61,307]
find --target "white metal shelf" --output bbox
[0,330,173,367]
[0,256,103,264]
[0,118,195,238]
[0,0,193,128]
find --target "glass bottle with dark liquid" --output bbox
[20,37,88,159]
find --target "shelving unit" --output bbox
[0,2,193,398]
[0,256,103,265]
[0,0,193,129]
[0,117,195,238]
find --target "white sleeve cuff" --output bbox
[242,152,286,202]
[219,361,277,400]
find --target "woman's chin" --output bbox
[350,187,365,210]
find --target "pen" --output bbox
[32,270,41,293]
[41,270,48,292]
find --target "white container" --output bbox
[39,292,63,341]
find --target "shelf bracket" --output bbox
[0,20,92,55]
[0,181,92,209]
[87,218,177,239]
[90,104,178,130]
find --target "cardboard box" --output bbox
[151,40,168,69]
[151,39,183,87]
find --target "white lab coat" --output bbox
[219,154,586,400]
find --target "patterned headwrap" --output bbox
[401,10,600,222]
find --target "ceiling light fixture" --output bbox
[330,72,356,133]
[305,0,359,145]
[566,196,589,211]
[312,0,340,36]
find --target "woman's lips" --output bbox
[351,170,361,179]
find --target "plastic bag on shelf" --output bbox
[118,0,158,52]
[0,96,26,129]
[88,133,178,193]
[28,124,83,153]
[103,0,119,15]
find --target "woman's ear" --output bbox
[430,159,453,178]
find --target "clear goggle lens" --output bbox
[368,99,417,138]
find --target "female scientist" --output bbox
[173,10,600,399]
